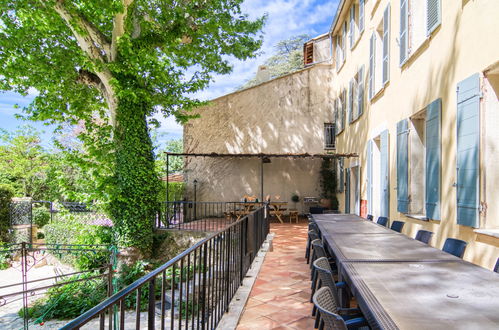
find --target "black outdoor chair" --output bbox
[310,240,337,298]
[442,238,467,258]
[313,257,356,327]
[415,230,433,244]
[494,258,499,273]
[313,287,368,330]
[376,216,388,227]
[306,229,320,264]
[390,221,405,233]
[366,214,373,221]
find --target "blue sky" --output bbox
[0,0,338,145]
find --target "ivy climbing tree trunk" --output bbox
[111,93,160,255]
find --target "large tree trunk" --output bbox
[109,91,160,256]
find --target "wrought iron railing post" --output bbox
[201,243,208,329]
[21,241,28,330]
[148,278,156,329]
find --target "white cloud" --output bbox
[195,0,338,101]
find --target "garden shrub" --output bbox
[44,214,115,270]
[22,272,108,321]
[0,184,14,242]
[32,207,50,228]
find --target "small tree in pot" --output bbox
[319,158,339,210]
[291,194,300,209]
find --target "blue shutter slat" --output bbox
[397,119,409,213]
[456,73,480,228]
[380,130,390,217]
[367,140,373,215]
[426,98,441,220]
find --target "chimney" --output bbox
[255,65,271,84]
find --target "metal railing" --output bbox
[157,201,262,231]
[63,206,269,329]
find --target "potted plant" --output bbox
[291,194,300,209]
[319,158,339,211]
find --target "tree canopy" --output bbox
[0,0,265,254]
[241,34,309,89]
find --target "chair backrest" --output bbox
[312,287,348,330]
[390,221,405,233]
[308,230,320,242]
[312,239,328,259]
[366,214,373,221]
[377,216,388,227]
[494,258,499,273]
[415,230,433,244]
[442,238,467,258]
[313,257,341,304]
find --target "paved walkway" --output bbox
[236,221,315,329]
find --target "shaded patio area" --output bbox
[236,221,316,329]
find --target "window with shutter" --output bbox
[397,119,409,213]
[303,42,314,66]
[369,33,375,99]
[426,98,441,220]
[359,0,365,33]
[382,4,390,85]
[342,22,347,64]
[349,5,355,48]
[341,89,346,129]
[456,74,481,228]
[348,80,354,123]
[324,123,336,149]
[334,99,340,136]
[358,65,365,116]
[427,0,441,35]
[399,0,408,65]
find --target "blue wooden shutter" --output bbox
[334,99,339,136]
[367,140,373,214]
[348,80,354,123]
[426,98,441,220]
[369,33,375,99]
[380,130,390,217]
[397,119,409,213]
[358,66,365,116]
[339,158,344,193]
[342,22,347,63]
[427,0,441,36]
[359,0,365,33]
[341,90,346,129]
[382,4,390,85]
[399,0,408,65]
[456,74,480,227]
[349,5,355,48]
[345,168,351,213]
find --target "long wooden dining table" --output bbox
[312,213,499,330]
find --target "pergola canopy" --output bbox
[164,152,358,158]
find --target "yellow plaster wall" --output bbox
[333,0,499,269]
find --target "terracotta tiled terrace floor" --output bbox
[236,220,315,329]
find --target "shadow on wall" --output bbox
[183,65,335,211]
